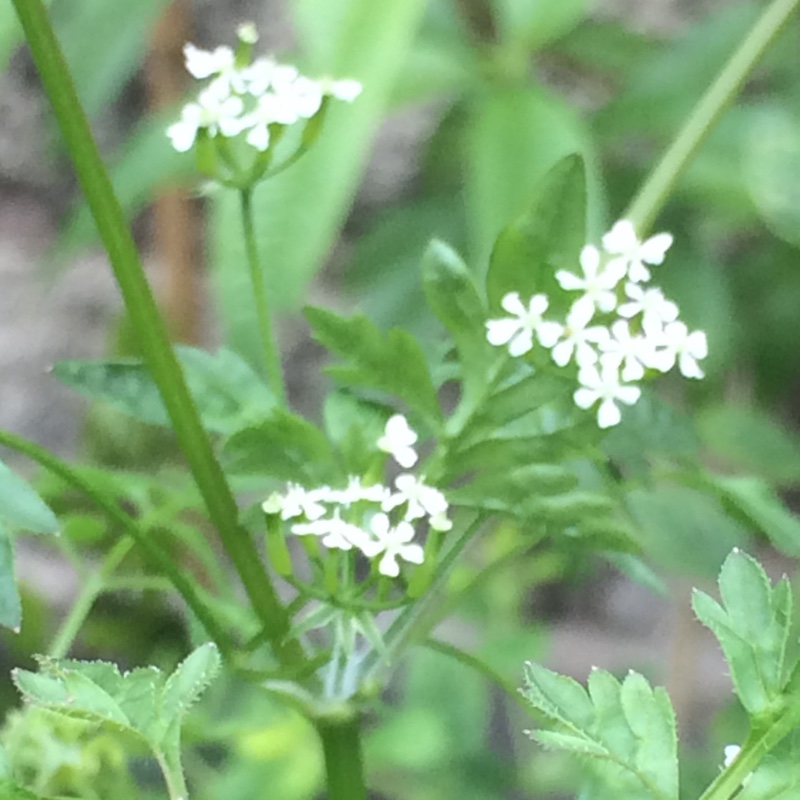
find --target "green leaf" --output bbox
[160,642,221,725]
[211,0,428,366]
[708,475,800,558]
[745,105,800,248]
[692,549,792,716]
[222,409,337,484]
[523,663,678,800]
[422,240,492,397]
[0,522,21,632]
[53,346,275,435]
[626,486,748,577]
[0,460,59,535]
[323,391,389,476]
[468,94,594,272]
[485,154,588,313]
[305,306,442,427]
[696,404,800,487]
[494,0,591,51]
[0,778,58,800]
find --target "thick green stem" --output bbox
[0,428,234,657]
[625,0,800,233]
[317,710,368,800]
[48,538,133,659]
[240,189,287,404]
[11,0,303,669]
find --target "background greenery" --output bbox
[2,0,800,797]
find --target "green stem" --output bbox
[155,748,190,800]
[625,0,800,233]
[48,538,134,659]
[11,0,303,669]
[240,189,287,404]
[0,428,233,658]
[316,710,368,800]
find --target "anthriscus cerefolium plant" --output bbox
[3,0,800,798]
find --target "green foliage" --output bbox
[0,461,59,536]
[693,550,792,717]
[53,346,275,436]
[522,663,678,800]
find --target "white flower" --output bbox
[262,483,327,521]
[549,301,610,368]
[377,415,418,468]
[617,282,679,337]
[657,321,708,379]
[327,476,390,507]
[183,43,249,96]
[291,510,369,552]
[602,220,673,283]
[556,245,627,317]
[574,361,641,428]
[486,292,561,356]
[723,745,741,769]
[599,320,654,382]
[383,474,449,523]
[364,513,424,577]
[166,83,245,152]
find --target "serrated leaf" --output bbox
[523,664,678,800]
[323,391,389,475]
[160,642,221,724]
[305,306,442,427]
[422,239,491,397]
[692,549,792,715]
[0,461,59,535]
[222,409,337,483]
[53,346,275,435]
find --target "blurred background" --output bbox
[2,0,800,797]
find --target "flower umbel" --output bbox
[486,292,561,356]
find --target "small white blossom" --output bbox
[549,301,610,368]
[183,43,249,96]
[384,474,450,523]
[291,510,369,552]
[602,220,673,283]
[236,22,259,45]
[366,513,424,577]
[599,320,654,382]
[166,83,245,152]
[327,476,390,507]
[658,321,708,379]
[556,245,626,317]
[617,282,679,337]
[723,745,741,768]
[262,483,327,521]
[377,415,418,468]
[486,292,561,356]
[574,361,641,428]
[320,77,362,102]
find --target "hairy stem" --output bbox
[625,0,800,233]
[240,189,287,404]
[11,0,304,669]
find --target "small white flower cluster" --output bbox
[486,220,708,428]
[262,415,451,579]
[167,23,362,154]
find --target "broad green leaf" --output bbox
[212,0,427,366]
[0,460,59,535]
[52,0,167,117]
[222,409,337,484]
[0,523,21,632]
[422,240,492,397]
[745,106,800,248]
[494,0,591,51]
[692,549,792,715]
[468,92,595,271]
[626,486,748,577]
[709,475,800,558]
[737,734,800,799]
[305,306,442,427]
[485,154,587,313]
[53,346,275,435]
[523,663,678,800]
[696,404,800,487]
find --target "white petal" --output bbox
[500,291,525,316]
[246,124,270,151]
[640,232,673,264]
[528,294,550,316]
[597,399,622,428]
[627,262,651,283]
[679,353,704,379]
[508,330,533,357]
[378,552,400,577]
[616,385,641,405]
[555,270,583,291]
[574,387,598,410]
[551,340,573,367]
[394,446,418,468]
[687,330,708,359]
[595,289,618,313]
[580,245,601,277]
[329,78,362,101]
[399,543,424,565]
[537,321,562,349]
[621,359,644,382]
[570,294,596,322]
[486,318,520,346]
[167,121,197,152]
[602,220,637,254]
